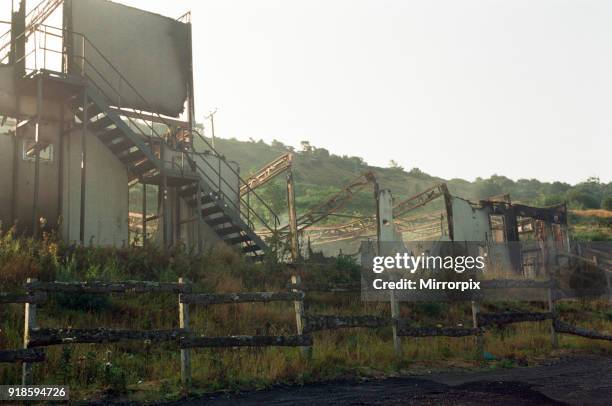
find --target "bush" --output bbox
[566,190,600,210]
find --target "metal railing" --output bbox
[0,0,63,64]
[188,128,281,233]
[7,22,280,236]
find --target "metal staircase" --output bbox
[71,78,276,259]
[7,18,279,259]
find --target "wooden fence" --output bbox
[1,276,611,387]
[290,277,609,359]
[0,277,310,386]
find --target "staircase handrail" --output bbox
[186,128,281,232]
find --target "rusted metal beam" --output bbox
[301,183,453,243]
[393,183,449,218]
[279,171,377,235]
[240,153,293,196]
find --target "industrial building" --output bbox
[0,0,278,258]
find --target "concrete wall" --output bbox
[191,153,240,209]
[0,121,60,233]
[62,129,128,246]
[0,66,64,120]
[450,197,491,241]
[0,106,129,246]
[70,0,190,117]
[16,122,61,232]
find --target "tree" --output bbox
[300,141,313,153]
[537,194,564,207]
[271,139,287,150]
[389,160,404,171]
[602,195,612,211]
[314,147,330,159]
[475,178,503,200]
[565,190,600,209]
[408,167,429,179]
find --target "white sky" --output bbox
[3,1,611,184]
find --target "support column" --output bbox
[32,75,43,237]
[377,189,402,357]
[57,100,65,227]
[175,189,181,244]
[11,119,20,228]
[286,171,298,263]
[196,181,203,253]
[142,181,147,247]
[161,146,170,249]
[79,89,87,244]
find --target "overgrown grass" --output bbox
[1,231,611,402]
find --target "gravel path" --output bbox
[166,355,612,405]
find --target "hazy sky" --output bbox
[4,1,611,184]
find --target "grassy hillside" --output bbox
[209,136,612,222]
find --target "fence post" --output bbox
[594,256,612,305]
[178,277,191,387]
[22,277,37,385]
[548,286,558,349]
[376,189,402,358]
[291,275,311,358]
[607,270,612,306]
[471,300,484,360]
[389,290,402,357]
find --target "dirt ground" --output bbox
[167,355,612,405]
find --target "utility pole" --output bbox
[205,108,218,149]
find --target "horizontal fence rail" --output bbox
[180,291,304,305]
[0,291,47,304]
[553,320,612,341]
[25,280,192,294]
[288,282,361,293]
[478,311,555,327]
[478,279,555,289]
[0,348,45,363]
[180,335,313,349]
[397,326,483,337]
[289,279,554,292]
[28,328,186,347]
[303,315,393,333]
